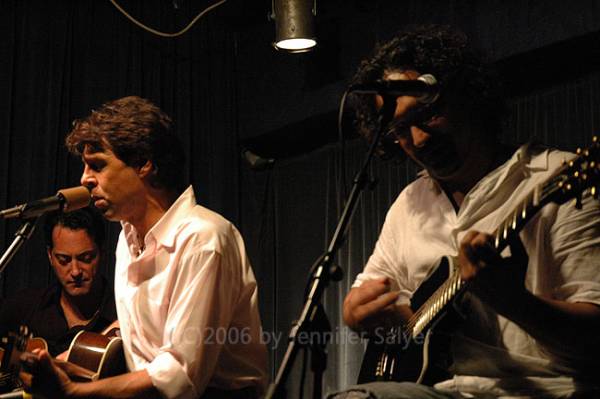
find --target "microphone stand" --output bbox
[0,218,39,277]
[265,96,398,399]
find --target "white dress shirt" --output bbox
[115,186,268,399]
[354,144,600,398]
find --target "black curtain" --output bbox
[0,0,241,293]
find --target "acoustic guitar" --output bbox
[358,139,600,385]
[0,326,126,397]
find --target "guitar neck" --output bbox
[406,157,577,338]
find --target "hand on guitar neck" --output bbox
[343,277,414,334]
[457,231,529,314]
[1,327,125,398]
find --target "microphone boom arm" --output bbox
[264,96,399,399]
[0,218,39,277]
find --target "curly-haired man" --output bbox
[335,25,600,398]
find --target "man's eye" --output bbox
[77,252,98,264]
[56,255,71,265]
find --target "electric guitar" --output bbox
[0,326,126,396]
[358,139,600,385]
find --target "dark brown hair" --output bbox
[66,96,186,193]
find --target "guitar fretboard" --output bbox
[406,148,597,338]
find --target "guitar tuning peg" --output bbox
[592,186,599,199]
[577,148,582,155]
[593,136,598,143]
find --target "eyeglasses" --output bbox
[382,102,442,142]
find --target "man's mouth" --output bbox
[69,278,89,287]
[414,136,461,176]
[92,196,108,208]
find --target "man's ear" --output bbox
[47,247,53,264]
[138,160,154,178]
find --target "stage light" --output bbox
[272,0,316,53]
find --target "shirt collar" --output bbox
[40,278,109,326]
[121,185,197,251]
[522,142,550,172]
[474,142,548,196]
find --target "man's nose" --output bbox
[70,260,83,277]
[80,166,96,188]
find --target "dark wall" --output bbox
[236,0,600,141]
[1,0,600,395]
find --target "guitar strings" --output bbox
[403,174,565,335]
[377,152,593,349]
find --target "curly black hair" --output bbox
[351,24,506,160]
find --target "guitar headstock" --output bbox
[546,136,600,208]
[0,326,32,372]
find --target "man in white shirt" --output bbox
[335,25,600,398]
[24,96,268,399]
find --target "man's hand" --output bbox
[458,230,529,313]
[343,277,411,333]
[20,349,75,398]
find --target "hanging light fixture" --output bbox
[271,0,317,53]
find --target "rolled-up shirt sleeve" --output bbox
[116,187,267,399]
[145,248,239,398]
[548,192,600,304]
[353,191,413,304]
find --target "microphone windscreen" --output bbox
[57,186,91,212]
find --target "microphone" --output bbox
[349,74,439,104]
[0,186,91,219]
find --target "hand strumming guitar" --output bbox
[343,277,414,334]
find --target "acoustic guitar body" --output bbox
[66,330,126,381]
[357,257,456,385]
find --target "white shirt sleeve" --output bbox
[353,194,412,304]
[145,248,239,398]
[548,192,600,304]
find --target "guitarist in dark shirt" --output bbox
[0,207,116,357]
[334,25,600,398]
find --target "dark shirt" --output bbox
[0,277,116,356]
